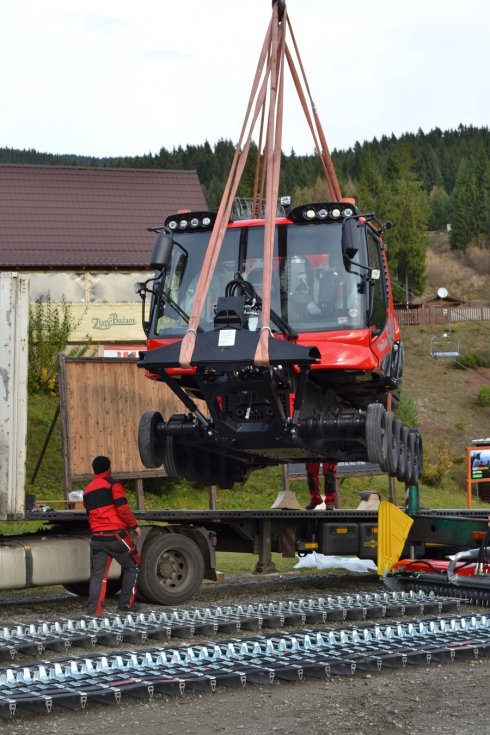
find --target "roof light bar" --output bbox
[163,211,217,232]
[288,202,359,223]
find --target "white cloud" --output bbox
[1,0,488,157]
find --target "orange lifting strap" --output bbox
[178,1,342,369]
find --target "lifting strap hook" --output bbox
[272,0,286,22]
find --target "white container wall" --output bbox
[0,273,28,518]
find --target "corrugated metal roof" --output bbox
[0,164,208,268]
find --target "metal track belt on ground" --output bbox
[0,611,489,716]
[0,590,460,660]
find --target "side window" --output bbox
[366,229,387,330]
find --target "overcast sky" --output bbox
[1,0,488,159]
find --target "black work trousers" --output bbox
[87,530,140,615]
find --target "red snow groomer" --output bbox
[135,1,422,488]
[135,204,422,488]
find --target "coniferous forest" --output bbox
[2,124,488,297]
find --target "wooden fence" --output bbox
[395,306,490,326]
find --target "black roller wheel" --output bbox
[138,411,164,468]
[184,447,202,482]
[403,429,418,485]
[216,457,240,489]
[365,403,388,467]
[198,450,217,486]
[410,429,424,483]
[385,413,400,476]
[163,435,187,478]
[397,426,408,482]
[137,532,204,605]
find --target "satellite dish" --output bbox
[437,287,448,299]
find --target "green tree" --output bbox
[355,149,386,216]
[450,157,479,249]
[428,185,452,231]
[382,143,430,295]
[28,294,92,394]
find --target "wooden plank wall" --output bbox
[58,356,204,486]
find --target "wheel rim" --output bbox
[156,548,193,591]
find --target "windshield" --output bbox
[150,222,366,336]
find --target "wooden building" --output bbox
[0,164,208,351]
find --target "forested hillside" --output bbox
[2,125,489,300]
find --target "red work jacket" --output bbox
[83,471,138,533]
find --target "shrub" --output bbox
[475,386,490,407]
[395,389,419,428]
[28,293,92,394]
[421,443,453,487]
[454,352,490,370]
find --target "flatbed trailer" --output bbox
[2,506,482,606]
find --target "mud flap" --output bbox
[377,500,414,577]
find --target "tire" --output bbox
[365,403,388,467]
[63,578,122,598]
[403,429,418,485]
[397,426,408,482]
[138,411,164,468]
[411,429,424,483]
[184,447,202,482]
[198,450,218,486]
[385,414,401,476]
[163,435,187,478]
[137,532,205,605]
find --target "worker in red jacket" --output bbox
[83,455,142,616]
[305,461,337,510]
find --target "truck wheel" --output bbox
[63,578,122,597]
[365,403,387,467]
[138,411,164,468]
[137,533,204,605]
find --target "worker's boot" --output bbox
[306,464,322,509]
[117,602,143,614]
[324,469,336,510]
[305,497,323,510]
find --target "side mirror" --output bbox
[341,217,362,261]
[150,232,174,269]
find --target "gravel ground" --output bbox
[1,572,489,735]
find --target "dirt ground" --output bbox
[1,572,489,735]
